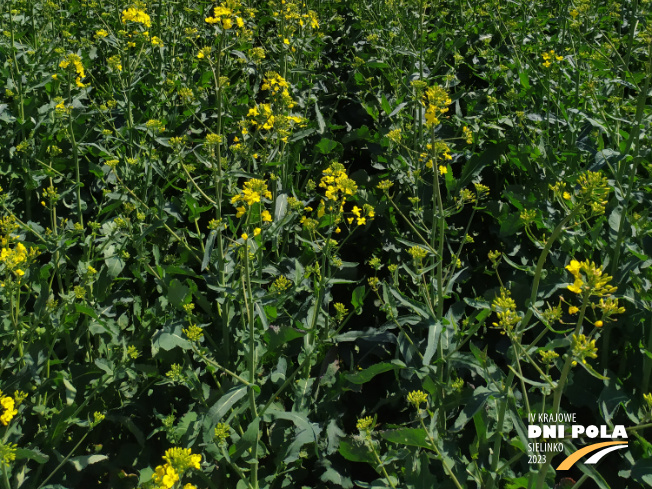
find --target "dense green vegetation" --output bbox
[1,0,651,487]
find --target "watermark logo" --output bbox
[526,412,628,470]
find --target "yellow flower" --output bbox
[241,233,248,241]
[253,227,261,236]
[356,416,374,431]
[159,465,178,488]
[236,206,246,218]
[568,306,579,315]
[0,394,17,426]
[407,390,428,408]
[121,7,151,28]
[594,320,603,328]
[261,210,272,222]
[439,165,448,175]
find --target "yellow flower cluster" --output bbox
[214,423,230,444]
[356,416,374,431]
[205,3,245,30]
[0,391,18,426]
[231,178,272,207]
[422,85,451,126]
[407,390,428,408]
[571,333,598,366]
[261,72,295,108]
[121,7,151,28]
[319,163,358,201]
[0,441,17,466]
[565,260,617,297]
[491,288,520,333]
[59,53,88,88]
[247,104,276,130]
[271,0,319,42]
[542,49,563,68]
[270,275,292,294]
[423,140,453,169]
[576,171,610,214]
[182,324,203,342]
[261,72,288,94]
[346,204,374,226]
[0,241,37,278]
[150,447,201,488]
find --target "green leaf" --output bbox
[519,72,530,90]
[168,278,190,308]
[338,439,374,463]
[380,94,391,116]
[315,102,325,134]
[68,454,108,471]
[451,386,497,432]
[152,331,191,352]
[344,361,404,384]
[352,285,365,314]
[423,321,442,366]
[75,303,98,319]
[455,142,507,193]
[267,410,321,463]
[631,458,652,485]
[202,231,216,271]
[380,428,431,450]
[105,256,125,279]
[209,385,248,423]
[62,378,77,406]
[15,448,49,464]
[316,138,339,154]
[321,467,353,488]
[230,418,260,462]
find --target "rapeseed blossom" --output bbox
[565,260,617,297]
[0,391,17,426]
[121,7,151,28]
[407,390,428,408]
[231,178,272,207]
[319,163,358,201]
[423,85,451,126]
[542,49,563,68]
[205,3,245,30]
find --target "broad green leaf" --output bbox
[152,331,191,352]
[423,321,442,366]
[316,138,338,154]
[338,439,374,463]
[344,362,404,384]
[209,385,248,423]
[352,285,365,313]
[15,448,49,464]
[68,454,108,471]
[202,231,216,271]
[380,428,432,450]
[168,278,190,308]
[451,386,497,432]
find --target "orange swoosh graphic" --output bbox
[556,441,628,470]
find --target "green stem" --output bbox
[243,249,259,489]
[37,432,90,489]
[535,294,589,489]
[418,417,464,489]
[486,370,515,489]
[367,438,396,489]
[518,205,582,334]
[221,446,255,489]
